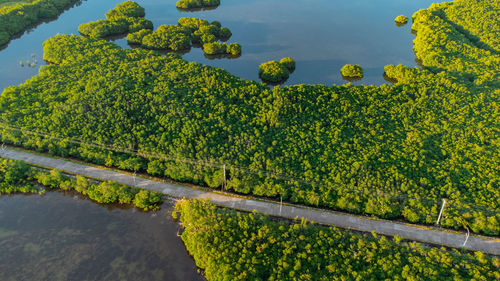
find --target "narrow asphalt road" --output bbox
[1,147,499,255]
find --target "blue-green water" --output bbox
[0,0,435,89]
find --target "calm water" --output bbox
[0,192,204,281]
[0,0,436,90]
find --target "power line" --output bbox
[0,121,498,215]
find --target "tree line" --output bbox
[0,157,163,210]
[0,0,79,46]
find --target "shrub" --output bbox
[178,17,210,31]
[127,17,154,33]
[35,169,65,189]
[211,20,221,28]
[258,60,290,83]
[0,159,31,185]
[340,64,364,78]
[279,57,295,72]
[219,27,232,39]
[75,175,90,193]
[126,28,152,44]
[198,24,220,37]
[201,33,217,44]
[133,189,163,210]
[203,42,227,55]
[227,43,241,55]
[394,15,408,24]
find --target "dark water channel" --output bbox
[0,0,436,90]
[0,192,204,281]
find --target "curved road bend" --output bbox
[0,148,498,255]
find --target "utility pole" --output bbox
[463,226,470,247]
[436,198,446,225]
[280,196,282,215]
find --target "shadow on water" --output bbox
[383,72,398,84]
[204,52,241,60]
[341,75,363,82]
[128,43,193,56]
[414,58,424,68]
[176,6,219,13]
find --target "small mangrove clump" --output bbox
[259,60,290,83]
[176,0,220,10]
[280,57,296,72]
[341,64,364,79]
[78,1,153,39]
[203,42,241,56]
[394,15,408,25]
[259,57,296,83]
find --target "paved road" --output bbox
[1,147,499,255]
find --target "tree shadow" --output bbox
[176,6,219,13]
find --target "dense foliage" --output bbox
[140,25,192,51]
[394,15,408,24]
[280,57,296,72]
[125,28,151,45]
[258,60,290,83]
[0,158,37,194]
[204,42,241,56]
[127,17,239,55]
[0,0,498,235]
[176,199,500,281]
[0,156,163,210]
[78,1,152,39]
[105,0,144,19]
[411,0,499,87]
[340,64,364,78]
[176,0,219,10]
[0,0,77,46]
